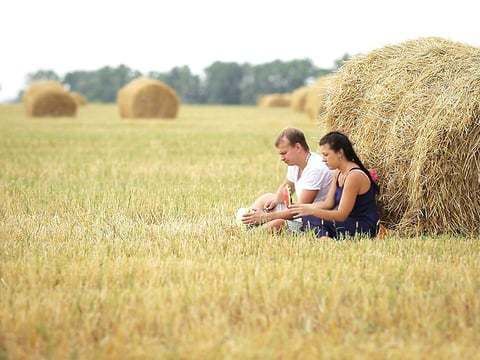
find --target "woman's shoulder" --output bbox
[344,169,371,191]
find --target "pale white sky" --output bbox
[1,0,479,102]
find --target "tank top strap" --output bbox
[349,168,373,194]
[338,167,362,187]
[349,168,371,181]
[335,171,341,187]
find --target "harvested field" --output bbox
[0,103,478,358]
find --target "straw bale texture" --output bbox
[117,78,179,119]
[325,37,480,235]
[24,81,77,117]
[23,81,64,102]
[290,87,309,112]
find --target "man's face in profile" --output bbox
[276,139,297,166]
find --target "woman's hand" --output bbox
[242,210,268,225]
[289,203,316,219]
[263,198,278,211]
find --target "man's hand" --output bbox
[289,203,315,219]
[242,210,268,226]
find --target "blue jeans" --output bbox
[301,215,378,239]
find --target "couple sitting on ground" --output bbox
[241,127,380,239]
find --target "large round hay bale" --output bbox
[71,91,87,106]
[290,87,309,112]
[24,81,77,117]
[305,75,335,121]
[325,37,480,235]
[117,78,179,119]
[258,93,291,107]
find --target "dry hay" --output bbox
[22,81,64,103]
[290,87,309,112]
[71,91,87,106]
[24,81,77,117]
[325,37,480,235]
[258,93,291,107]
[117,77,179,119]
[305,75,335,121]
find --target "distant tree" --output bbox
[19,57,343,104]
[15,90,23,102]
[26,69,61,83]
[149,66,205,104]
[204,62,244,104]
[63,65,141,102]
[239,59,329,104]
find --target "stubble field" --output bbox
[0,104,479,359]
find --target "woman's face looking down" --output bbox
[320,143,342,170]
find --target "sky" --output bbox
[1,0,480,102]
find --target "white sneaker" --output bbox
[235,207,256,228]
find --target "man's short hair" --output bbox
[274,127,310,151]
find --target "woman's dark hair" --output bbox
[319,131,379,193]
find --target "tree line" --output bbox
[21,55,350,105]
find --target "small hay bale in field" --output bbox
[258,93,291,107]
[71,92,87,106]
[325,37,480,235]
[117,78,179,119]
[256,95,266,106]
[290,86,309,112]
[24,82,77,117]
[305,75,335,121]
[22,81,65,103]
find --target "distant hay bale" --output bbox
[305,75,335,121]
[71,92,87,106]
[23,81,64,103]
[256,95,268,107]
[117,78,179,119]
[24,81,77,117]
[325,37,480,235]
[258,93,291,107]
[290,87,309,112]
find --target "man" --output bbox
[242,127,332,232]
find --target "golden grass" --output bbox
[0,104,479,358]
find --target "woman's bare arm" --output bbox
[290,171,364,221]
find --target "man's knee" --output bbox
[263,219,286,232]
[252,193,276,208]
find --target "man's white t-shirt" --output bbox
[286,152,332,203]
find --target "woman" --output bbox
[289,131,379,239]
